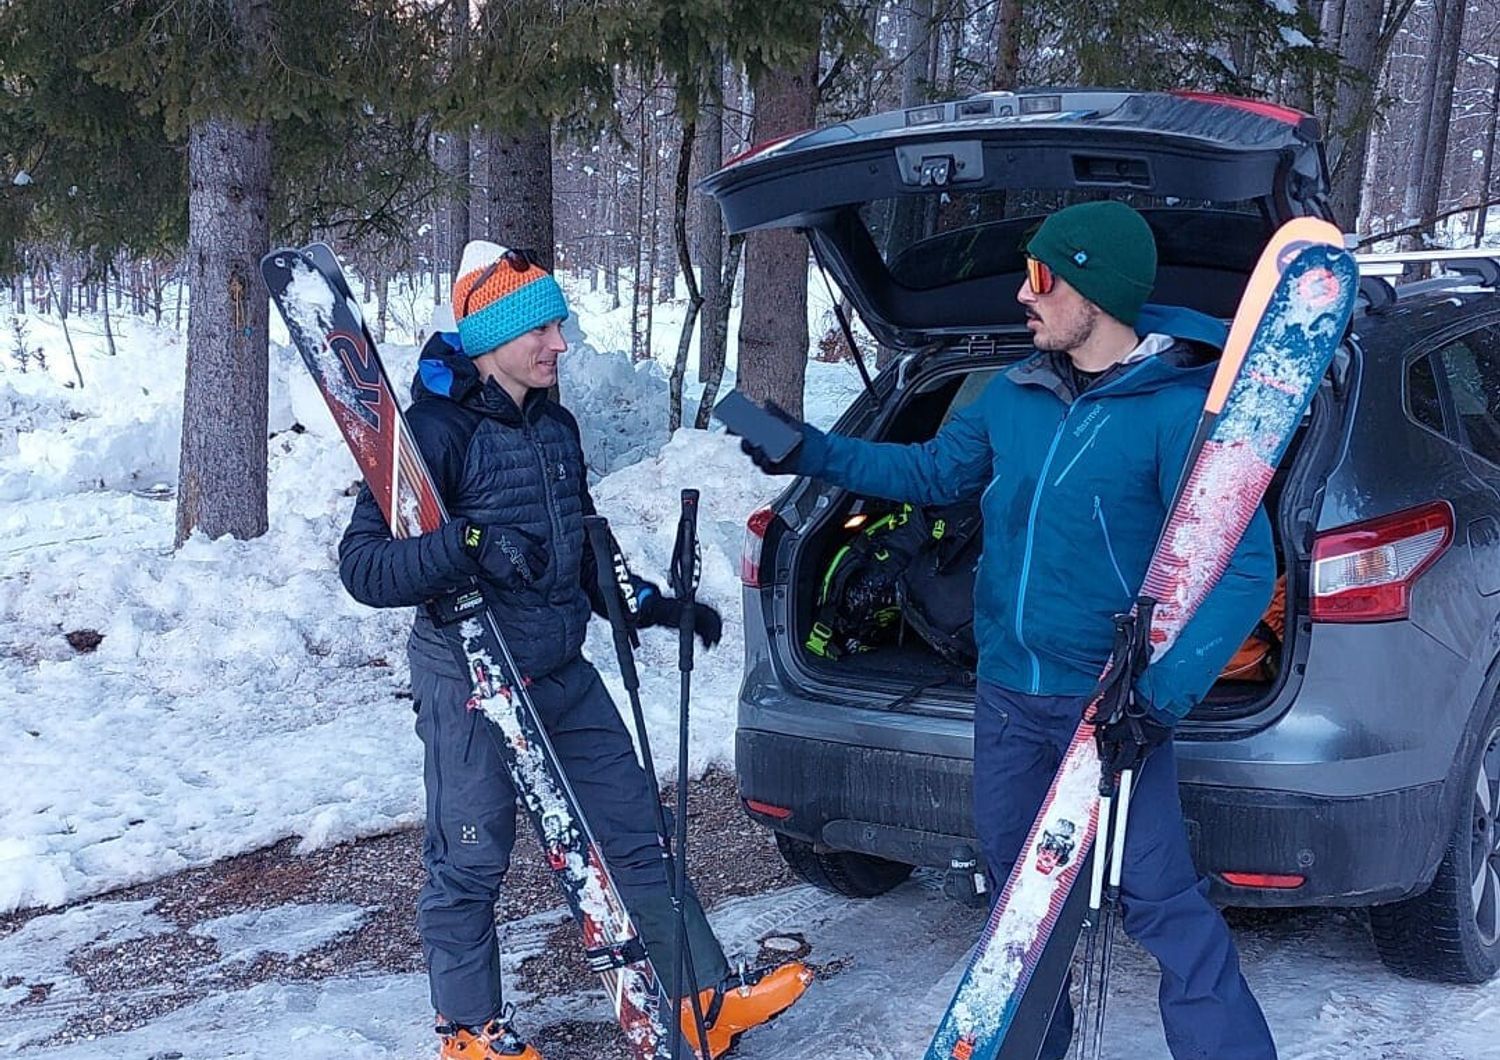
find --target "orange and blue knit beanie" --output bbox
[451,240,569,358]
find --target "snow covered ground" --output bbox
[5,877,1499,1058]
[4,273,1499,1058]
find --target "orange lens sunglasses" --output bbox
[1025,256,1055,295]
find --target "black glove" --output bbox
[634,579,724,649]
[460,521,547,589]
[740,400,807,476]
[1087,696,1173,776]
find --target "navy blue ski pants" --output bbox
[412,653,729,1026]
[973,681,1277,1060]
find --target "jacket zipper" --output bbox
[526,423,564,584]
[1094,495,1132,598]
[1015,418,1068,692]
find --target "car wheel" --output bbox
[773,832,915,898]
[1370,698,1500,983]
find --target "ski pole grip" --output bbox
[672,490,700,673]
[584,516,641,691]
[671,489,700,601]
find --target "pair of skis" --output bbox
[261,247,706,1060]
[925,217,1358,1060]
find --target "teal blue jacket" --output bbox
[797,336,1276,723]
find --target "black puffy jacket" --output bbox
[338,332,607,680]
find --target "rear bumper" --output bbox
[736,728,975,866]
[736,727,1445,906]
[1178,780,1445,905]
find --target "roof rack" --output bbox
[1351,249,1499,310]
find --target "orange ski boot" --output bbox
[680,961,813,1058]
[435,1007,543,1060]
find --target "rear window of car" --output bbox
[860,192,1269,294]
[1431,326,1500,466]
[942,369,1000,425]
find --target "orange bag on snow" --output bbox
[1219,575,1286,682]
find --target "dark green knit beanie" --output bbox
[1025,201,1158,326]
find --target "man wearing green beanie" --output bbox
[741,201,1278,1059]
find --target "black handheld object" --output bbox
[713,390,803,464]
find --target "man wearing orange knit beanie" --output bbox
[339,240,809,1059]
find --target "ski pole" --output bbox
[1074,771,1116,1060]
[669,489,711,1060]
[582,515,709,1059]
[1089,767,1134,1060]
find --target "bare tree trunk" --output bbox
[376,272,390,342]
[1327,0,1415,229]
[901,0,936,107]
[1412,0,1466,246]
[11,273,24,314]
[432,199,443,305]
[447,1,471,281]
[669,117,700,432]
[694,67,731,431]
[43,263,85,388]
[631,99,655,362]
[990,0,1023,90]
[1476,60,1500,247]
[486,121,554,268]
[58,255,73,318]
[1398,1,1445,249]
[604,153,621,308]
[175,3,272,546]
[737,47,818,418]
[149,262,164,324]
[101,264,118,356]
[696,237,741,430]
[654,115,674,305]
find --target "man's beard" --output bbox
[1032,301,1099,354]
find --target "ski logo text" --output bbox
[328,330,385,430]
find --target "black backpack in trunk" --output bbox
[808,499,981,669]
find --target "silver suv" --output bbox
[703,88,1500,984]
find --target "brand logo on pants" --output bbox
[460,824,479,845]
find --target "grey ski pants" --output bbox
[412,652,730,1026]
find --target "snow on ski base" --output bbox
[6,878,1500,1059]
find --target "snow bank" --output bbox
[0,267,858,912]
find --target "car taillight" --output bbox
[741,507,776,587]
[1311,501,1454,622]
